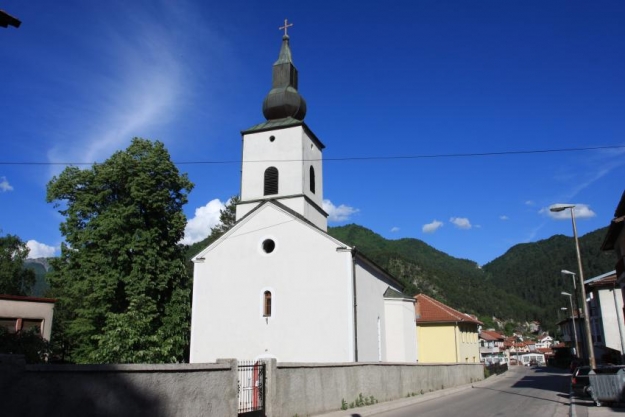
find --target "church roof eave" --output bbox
[353,250,406,293]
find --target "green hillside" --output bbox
[328,224,616,331]
[23,259,52,297]
[482,227,615,325]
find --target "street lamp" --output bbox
[561,270,577,290]
[551,204,596,368]
[562,292,580,359]
[561,269,579,327]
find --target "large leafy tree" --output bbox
[0,233,36,296]
[46,138,194,364]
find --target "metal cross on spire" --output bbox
[279,19,293,36]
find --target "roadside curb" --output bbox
[312,371,508,417]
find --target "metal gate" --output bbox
[238,361,265,417]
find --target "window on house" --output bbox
[0,318,18,334]
[309,166,315,194]
[263,291,272,317]
[264,167,279,196]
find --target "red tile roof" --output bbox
[415,294,483,325]
[480,330,505,341]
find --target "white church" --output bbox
[189,31,417,363]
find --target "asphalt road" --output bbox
[369,366,571,417]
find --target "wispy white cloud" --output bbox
[561,147,625,201]
[450,217,472,229]
[45,2,218,174]
[390,227,400,232]
[323,199,359,222]
[26,240,57,258]
[541,204,596,220]
[524,223,546,243]
[182,199,225,245]
[525,200,535,206]
[499,215,509,220]
[422,220,443,234]
[0,176,13,192]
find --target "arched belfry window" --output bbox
[309,166,316,194]
[263,291,272,317]
[264,167,279,196]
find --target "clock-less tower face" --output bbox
[235,34,327,230]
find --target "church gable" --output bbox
[193,200,347,262]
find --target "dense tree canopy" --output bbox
[46,138,194,364]
[0,233,36,296]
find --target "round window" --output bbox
[269,135,276,142]
[262,239,276,254]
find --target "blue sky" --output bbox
[1,1,624,265]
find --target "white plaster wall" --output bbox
[191,204,352,363]
[384,298,418,362]
[354,261,402,362]
[237,126,326,230]
[239,127,323,203]
[598,288,625,354]
[0,299,54,340]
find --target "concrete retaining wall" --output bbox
[1,355,484,417]
[266,361,484,417]
[0,355,237,417]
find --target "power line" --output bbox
[1,144,623,166]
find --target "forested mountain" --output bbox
[328,224,616,331]
[482,227,615,326]
[23,259,51,297]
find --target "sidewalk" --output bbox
[571,395,625,417]
[313,371,507,417]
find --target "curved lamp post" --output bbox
[550,204,596,368]
[561,293,580,359]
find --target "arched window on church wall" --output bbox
[264,167,279,196]
[263,291,272,317]
[309,166,315,194]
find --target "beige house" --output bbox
[415,294,482,363]
[0,294,56,340]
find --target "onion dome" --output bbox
[262,35,307,121]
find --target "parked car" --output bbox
[571,366,592,397]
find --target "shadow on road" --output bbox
[472,386,569,405]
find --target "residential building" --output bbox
[479,330,507,364]
[584,270,625,364]
[601,189,625,312]
[557,310,588,360]
[535,334,553,349]
[0,294,55,340]
[415,294,481,363]
[189,33,417,363]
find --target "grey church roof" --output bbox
[261,35,307,122]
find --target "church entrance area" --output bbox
[238,361,266,417]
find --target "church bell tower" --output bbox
[236,25,328,231]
